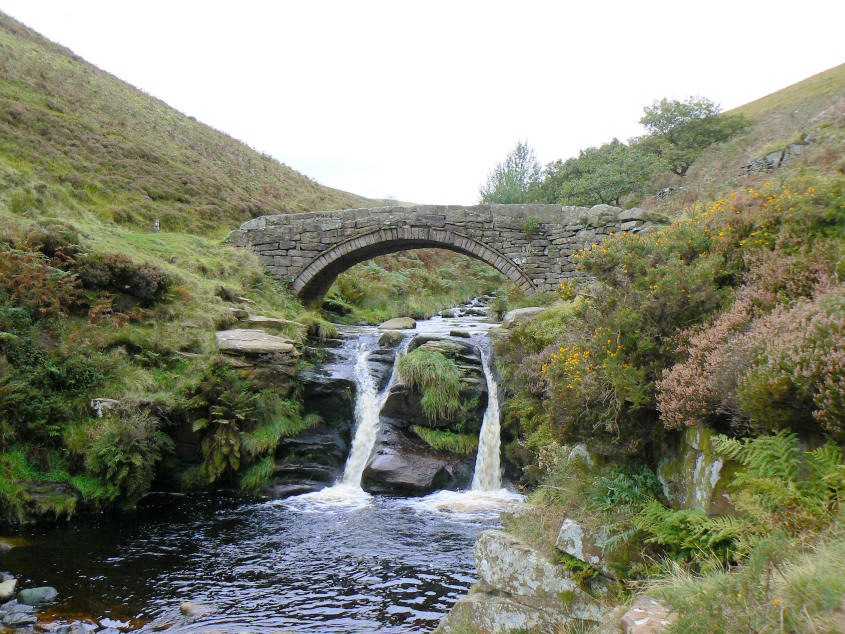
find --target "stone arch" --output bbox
[293,226,536,304]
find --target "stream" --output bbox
[2,301,522,633]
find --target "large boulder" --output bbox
[362,424,472,495]
[377,317,416,330]
[501,307,545,328]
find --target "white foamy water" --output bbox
[471,345,503,491]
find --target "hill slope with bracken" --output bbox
[0,11,371,237]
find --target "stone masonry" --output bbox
[228,203,669,303]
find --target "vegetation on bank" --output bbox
[492,62,845,632]
[326,249,506,324]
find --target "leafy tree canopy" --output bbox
[638,96,748,176]
[541,139,667,206]
[479,140,542,204]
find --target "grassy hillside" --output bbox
[0,12,370,237]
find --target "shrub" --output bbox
[185,359,304,488]
[0,248,80,319]
[659,284,845,439]
[74,252,173,304]
[71,411,174,507]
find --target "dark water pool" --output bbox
[3,491,500,632]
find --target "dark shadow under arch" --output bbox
[293,226,536,304]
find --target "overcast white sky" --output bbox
[2,1,843,204]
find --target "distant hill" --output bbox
[0,12,371,237]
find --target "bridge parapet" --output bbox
[228,203,667,303]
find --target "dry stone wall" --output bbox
[228,203,669,302]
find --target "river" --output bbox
[3,300,521,632]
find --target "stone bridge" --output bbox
[228,204,667,303]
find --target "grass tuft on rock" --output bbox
[411,425,478,455]
[398,348,465,422]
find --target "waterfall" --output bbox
[471,345,502,491]
[340,338,408,488]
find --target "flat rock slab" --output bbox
[215,329,296,355]
[242,315,305,333]
[621,596,679,633]
[502,307,545,328]
[377,317,416,330]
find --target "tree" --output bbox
[479,140,542,204]
[638,96,748,177]
[540,139,667,206]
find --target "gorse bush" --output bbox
[497,175,844,457]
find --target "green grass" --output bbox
[0,11,371,238]
[398,348,465,422]
[411,425,479,455]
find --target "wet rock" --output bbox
[501,307,545,328]
[0,579,16,601]
[449,329,470,338]
[2,610,37,627]
[0,539,11,551]
[18,586,57,605]
[377,317,416,330]
[378,330,405,347]
[439,309,456,318]
[462,307,488,317]
[362,424,471,495]
[57,623,92,634]
[267,425,350,494]
[180,601,212,617]
[299,372,356,429]
[620,596,678,633]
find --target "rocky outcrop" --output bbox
[380,335,487,433]
[214,328,300,396]
[434,530,608,633]
[657,425,733,515]
[262,366,357,497]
